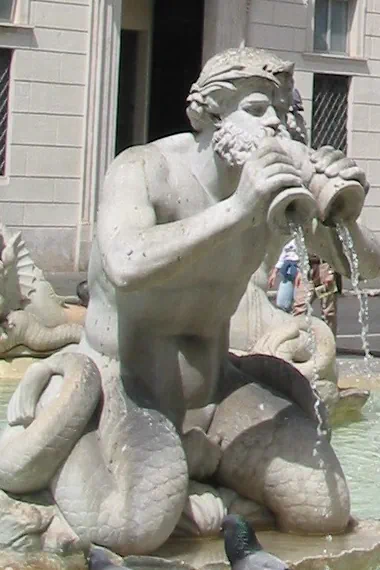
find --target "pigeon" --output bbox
[87,546,122,570]
[221,514,289,570]
[76,279,89,307]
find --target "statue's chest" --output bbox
[151,176,267,284]
[153,184,211,222]
[175,225,264,293]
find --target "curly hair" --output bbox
[186,47,294,132]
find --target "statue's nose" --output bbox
[262,107,281,129]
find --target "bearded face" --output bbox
[212,119,291,168]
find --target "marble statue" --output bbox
[0,223,82,357]
[1,47,380,556]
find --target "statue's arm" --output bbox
[96,152,250,291]
[304,219,380,280]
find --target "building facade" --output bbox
[0,0,379,270]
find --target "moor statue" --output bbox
[1,47,380,556]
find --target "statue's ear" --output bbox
[186,95,220,132]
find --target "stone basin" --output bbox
[0,550,86,569]
[0,357,380,569]
[150,521,380,570]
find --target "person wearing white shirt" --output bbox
[268,238,299,312]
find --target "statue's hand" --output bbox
[234,138,302,223]
[310,146,369,194]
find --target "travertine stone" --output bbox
[1,47,380,557]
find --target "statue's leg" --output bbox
[210,355,350,535]
[319,263,338,337]
[52,375,188,556]
[293,279,315,317]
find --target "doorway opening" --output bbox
[148,0,205,141]
[115,0,205,155]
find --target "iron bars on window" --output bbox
[311,73,349,153]
[0,49,12,177]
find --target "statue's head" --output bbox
[186,47,294,132]
[186,47,295,166]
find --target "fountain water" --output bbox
[290,222,327,444]
[336,222,373,369]
[291,223,317,377]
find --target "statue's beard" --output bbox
[212,120,291,167]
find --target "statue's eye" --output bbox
[244,104,266,116]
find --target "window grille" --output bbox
[311,73,349,153]
[0,49,12,177]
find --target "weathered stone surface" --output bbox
[0,550,86,569]
[153,520,380,570]
[0,490,53,551]
[62,304,86,325]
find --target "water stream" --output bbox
[336,223,373,369]
[291,223,318,381]
[291,223,326,445]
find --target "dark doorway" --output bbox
[115,30,139,156]
[148,0,205,142]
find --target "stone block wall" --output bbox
[0,0,89,270]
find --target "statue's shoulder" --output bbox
[110,133,195,175]
[154,132,196,155]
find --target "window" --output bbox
[0,49,12,177]
[0,1,16,22]
[314,0,348,54]
[311,74,349,153]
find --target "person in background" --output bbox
[293,254,338,337]
[286,87,308,144]
[268,238,299,313]
[286,87,339,337]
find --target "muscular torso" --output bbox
[82,134,268,426]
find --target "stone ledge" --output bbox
[149,520,380,570]
[0,22,36,49]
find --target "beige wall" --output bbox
[0,0,89,269]
[2,0,380,270]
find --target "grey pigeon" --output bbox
[76,279,89,307]
[221,515,289,570]
[88,547,122,570]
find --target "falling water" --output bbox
[336,222,373,370]
[291,223,318,381]
[290,223,325,442]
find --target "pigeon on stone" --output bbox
[221,514,289,570]
[76,279,89,307]
[88,547,122,570]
